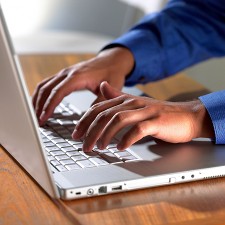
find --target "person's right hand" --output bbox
[32,47,134,125]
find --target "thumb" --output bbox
[100,81,123,100]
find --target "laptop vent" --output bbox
[203,174,225,179]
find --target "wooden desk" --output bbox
[1,54,225,225]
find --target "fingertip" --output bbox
[72,129,81,140]
[82,140,92,153]
[39,112,47,126]
[117,142,126,151]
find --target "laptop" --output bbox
[1,4,225,200]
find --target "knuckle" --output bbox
[89,104,99,113]
[134,123,147,136]
[113,112,127,123]
[60,67,70,75]
[91,102,102,110]
[51,85,64,97]
[127,98,144,107]
[95,111,107,122]
[39,86,47,96]
[36,82,44,90]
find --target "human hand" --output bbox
[32,47,134,125]
[73,81,215,152]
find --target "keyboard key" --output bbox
[57,129,71,136]
[64,125,75,132]
[44,142,56,147]
[42,130,55,136]
[76,159,96,168]
[100,153,123,164]
[50,150,65,156]
[47,156,55,161]
[56,142,72,148]
[90,157,109,166]
[108,147,119,153]
[94,149,111,154]
[66,151,80,157]
[42,137,50,143]
[46,133,61,139]
[55,165,68,172]
[55,154,70,161]
[60,133,72,139]
[67,140,83,145]
[45,146,61,152]
[52,112,64,119]
[65,164,81,170]
[61,146,77,152]
[80,151,99,158]
[71,155,87,161]
[51,138,67,144]
[52,126,66,132]
[73,144,83,149]
[61,111,73,116]
[114,151,131,158]
[67,103,81,114]
[50,160,61,167]
[57,119,74,125]
[60,159,75,166]
[106,143,118,149]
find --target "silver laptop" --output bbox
[1,5,225,200]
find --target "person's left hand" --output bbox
[73,81,214,152]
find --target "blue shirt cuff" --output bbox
[199,90,225,144]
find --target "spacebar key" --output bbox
[100,153,123,164]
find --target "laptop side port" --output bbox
[112,185,122,191]
[98,186,107,194]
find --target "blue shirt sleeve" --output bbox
[199,91,225,144]
[105,0,225,86]
[103,0,225,143]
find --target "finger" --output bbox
[72,95,126,141]
[32,76,53,109]
[91,93,106,106]
[33,67,72,112]
[92,81,124,105]
[100,81,123,100]
[79,101,146,152]
[98,108,151,149]
[117,120,158,150]
[39,75,87,124]
[35,75,66,120]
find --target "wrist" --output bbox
[98,46,135,80]
[192,100,215,139]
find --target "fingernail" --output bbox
[97,140,103,150]
[117,142,124,151]
[82,141,89,152]
[39,111,46,122]
[97,141,106,150]
[72,129,81,139]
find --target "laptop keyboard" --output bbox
[39,101,141,172]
